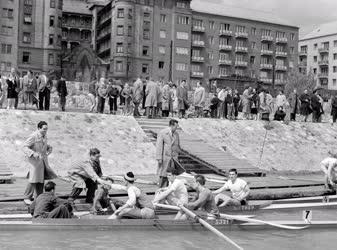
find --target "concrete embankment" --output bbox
[179,119,337,173]
[0,110,157,177]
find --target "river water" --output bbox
[1,209,336,250]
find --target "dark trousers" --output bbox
[162,110,170,117]
[24,182,44,199]
[39,88,50,110]
[59,95,66,111]
[179,109,186,118]
[210,108,217,118]
[290,113,296,121]
[109,97,118,113]
[312,109,321,123]
[332,112,337,123]
[14,97,19,109]
[133,102,141,117]
[70,178,97,203]
[48,204,72,218]
[97,97,105,113]
[222,102,228,118]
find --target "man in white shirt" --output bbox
[153,168,188,220]
[321,151,337,190]
[213,169,250,207]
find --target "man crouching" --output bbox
[30,181,73,218]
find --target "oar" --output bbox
[154,204,243,250]
[277,176,323,183]
[180,173,227,184]
[107,175,157,185]
[220,214,309,230]
[178,205,243,250]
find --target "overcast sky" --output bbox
[198,0,337,37]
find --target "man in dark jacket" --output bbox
[56,76,68,111]
[29,181,73,218]
[311,91,322,123]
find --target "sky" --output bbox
[197,0,337,37]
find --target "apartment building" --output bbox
[299,21,337,90]
[93,0,299,89]
[0,0,19,75]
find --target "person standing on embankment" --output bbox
[23,121,57,205]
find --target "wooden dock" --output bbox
[0,162,14,184]
[137,118,265,177]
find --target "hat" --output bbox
[89,148,101,156]
[124,172,135,182]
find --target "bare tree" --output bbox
[284,70,316,97]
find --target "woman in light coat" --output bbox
[193,81,206,117]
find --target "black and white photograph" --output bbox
[1,0,337,249]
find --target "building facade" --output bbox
[299,21,337,90]
[92,0,299,89]
[0,0,19,75]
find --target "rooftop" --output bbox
[191,1,296,28]
[63,0,92,15]
[300,20,337,41]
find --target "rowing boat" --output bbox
[273,195,337,204]
[0,217,335,231]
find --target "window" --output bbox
[160,30,166,39]
[50,0,55,8]
[116,61,123,72]
[22,52,30,63]
[176,63,187,71]
[58,16,62,28]
[24,0,33,5]
[50,16,55,27]
[176,1,187,8]
[289,61,294,68]
[313,68,317,74]
[261,29,272,36]
[250,56,255,64]
[209,21,215,30]
[177,15,189,25]
[117,25,124,36]
[290,33,295,40]
[333,79,337,86]
[220,23,230,31]
[143,29,150,39]
[314,43,317,50]
[251,27,256,35]
[176,32,188,40]
[159,46,166,54]
[117,9,124,18]
[334,40,337,47]
[49,34,54,45]
[143,12,150,18]
[251,42,256,50]
[314,56,317,62]
[1,26,13,36]
[116,43,123,53]
[160,14,166,23]
[142,46,149,56]
[142,64,149,74]
[208,36,214,45]
[128,9,133,19]
[334,53,337,60]
[23,32,31,43]
[48,54,54,65]
[24,4,32,14]
[208,52,214,60]
[236,25,246,33]
[158,61,165,69]
[334,66,337,73]
[1,44,12,54]
[176,47,188,55]
[128,26,132,36]
[276,31,285,38]
[2,8,13,19]
[208,66,213,74]
[290,47,294,53]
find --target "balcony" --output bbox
[318,60,329,66]
[235,32,248,38]
[218,59,232,65]
[219,30,233,36]
[261,49,273,55]
[318,47,329,54]
[275,65,288,71]
[299,51,307,57]
[192,40,205,47]
[260,64,273,70]
[191,56,205,62]
[275,79,286,85]
[260,78,273,84]
[191,71,204,78]
[318,72,329,78]
[192,25,206,32]
[218,73,230,78]
[261,35,274,42]
[299,61,307,67]
[235,46,248,53]
[235,61,248,67]
[276,37,288,43]
[276,51,288,57]
[219,44,232,51]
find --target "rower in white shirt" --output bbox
[213,169,250,207]
[153,168,188,220]
[321,151,337,190]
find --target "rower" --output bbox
[320,151,337,190]
[186,174,219,219]
[108,172,155,219]
[213,169,250,207]
[153,168,188,220]
[67,148,111,203]
[30,181,73,218]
